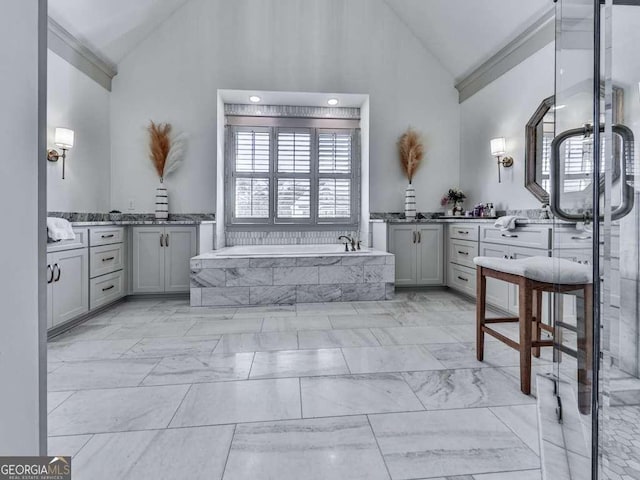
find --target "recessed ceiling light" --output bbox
[249,95,261,103]
[327,98,339,106]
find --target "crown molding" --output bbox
[455,8,555,103]
[47,17,117,91]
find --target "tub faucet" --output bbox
[338,235,355,252]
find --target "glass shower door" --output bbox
[599,2,640,479]
[550,1,639,479]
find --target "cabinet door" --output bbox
[388,225,417,286]
[132,227,165,293]
[478,243,510,311]
[51,248,89,326]
[416,225,444,285]
[507,246,550,315]
[164,226,197,292]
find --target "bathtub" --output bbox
[218,244,366,256]
[190,244,395,307]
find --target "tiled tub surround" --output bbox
[190,245,395,307]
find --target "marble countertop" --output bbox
[49,212,216,227]
[70,220,216,226]
[369,211,569,225]
[371,217,561,225]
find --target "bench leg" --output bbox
[476,267,486,362]
[532,289,542,358]
[519,279,533,395]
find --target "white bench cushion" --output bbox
[473,256,592,285]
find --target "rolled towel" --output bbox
[494,215,522,232]
[47,217,76,242]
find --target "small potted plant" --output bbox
[440,188,467,216]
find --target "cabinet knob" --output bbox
[47,265,53,284]
[160,234,164,247]
[53,263,61,282]
[102,256,115,262]
[165,233,169,247]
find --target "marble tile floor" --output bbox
[47,291,548,480]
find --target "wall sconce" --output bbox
[47,128,75,179]
[490,137,513,183]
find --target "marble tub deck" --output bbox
[190,248,396,307]
[47,290,551,480]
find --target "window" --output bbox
[227,124,359,227]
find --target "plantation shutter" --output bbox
[232,127,271,219]
[228,124,358,225]
[318,131,352,219]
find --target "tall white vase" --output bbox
[155,182,168,220]
[404,183,416,219]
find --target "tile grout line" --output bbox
[46,390,79,416]
[487,406,543,463]
[339,347,352,374]
[298,377,304,419]
[219,423,237,480]
[166,383,194,429]
[398,373,429,412]
[247,352,257,379]
[135,356,165,387]
[365,414,394,480]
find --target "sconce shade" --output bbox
[490,137,506,156]
[54,128,74,149]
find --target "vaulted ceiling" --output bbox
[383,0,551,81]
[48,0,190,64]
[48,0,552,80]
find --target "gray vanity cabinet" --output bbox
[46,247,89,328]
[132,226,196,294]
[388,223,444,286]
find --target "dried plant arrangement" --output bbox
[398,128,424,184]
[148,121,172,182]
[147,121,187,182]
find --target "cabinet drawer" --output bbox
[553,228,593,249]
[90,243,124,278]
[90,227,125,246]
[90,270,125,310]
[448,263,476,297]
[480,226,550,249]
[47,227,88,253]
[449,238,478,268]
[449,224,479,241]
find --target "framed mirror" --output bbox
[524,87,624,203]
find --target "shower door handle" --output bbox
[550,124,635,222]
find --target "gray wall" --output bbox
[0,0,47,455]
[109,0,461,215]
[47,49,111,212]
[459,43,555,210]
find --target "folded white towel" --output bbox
[47,217,76,242]
[494,215,522,232]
